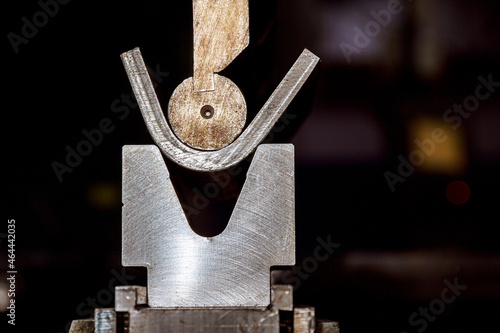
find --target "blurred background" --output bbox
[3,0,500,332]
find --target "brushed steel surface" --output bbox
[122,144,295,308]
[316,320,340,333]
[69,319,94,333]
[95,309,116,333]
[128,308,279,333]
[115,285,148,312]
[293,307,316,333]
[271,285,293,311]
[121,48,319,172]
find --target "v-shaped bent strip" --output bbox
[121,48,319,172]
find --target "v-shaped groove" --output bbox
[122,144,295,307]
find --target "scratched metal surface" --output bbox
[121,48,319,172]
[168,74,247,150]
[94,309,116,333]
[127,308,279,333]
[122,144,295,307]
[69,319,94,333]
[192,0,249,92]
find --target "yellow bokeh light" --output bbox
[408,116,467,174]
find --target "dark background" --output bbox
[3,0,500,332]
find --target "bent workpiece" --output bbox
[121,48,319,172]
[66,0,339,332]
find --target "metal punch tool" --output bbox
[67,1,338,332]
